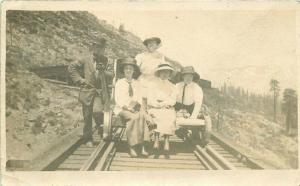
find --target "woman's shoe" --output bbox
[163,149,170,159]
[129,147,138,158]
[163,141,170,151]
[153,148,160,159]
[141,146,149,157]
[153,140,160,149]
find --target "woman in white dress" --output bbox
[114,57,150,157]
[147,63,177,155]
[135,37,166,106]
[135,37,165,83]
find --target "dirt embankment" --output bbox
[6,72,82,160]
[216,108,298,169]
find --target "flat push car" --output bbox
[102,59,211,146]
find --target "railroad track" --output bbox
[43,127,124,171]
[43,127,265,171]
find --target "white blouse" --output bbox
[147,79,177,108]
[114,78,142,114]
[135,51,166,77]
[176,82,203,106]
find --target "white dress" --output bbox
[147,79,177,135]
[135,51,165,97]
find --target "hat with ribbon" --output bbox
[154,63,175,77]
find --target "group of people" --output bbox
[68,37,205,158]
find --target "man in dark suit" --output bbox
[68,39,114,147]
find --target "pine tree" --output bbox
[282,88,297,135]
[270,79,280,121]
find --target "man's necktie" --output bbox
[128,81,133,97]
[182,83,187,104]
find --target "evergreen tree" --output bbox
[282,88,298,135]
[270,79,280,121]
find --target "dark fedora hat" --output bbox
[119,57,141,79]
[180,66,200,81]
[91,38,107,48]
[143,37,161,46]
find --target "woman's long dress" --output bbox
[114,78,150,146]
[147,79,177,135]
[135,51,165,97]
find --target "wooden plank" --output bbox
[77,147,97,150]
[57,163,82,170]
[63,159,87,164]
[223,156,240,162]
[109,165,206,171]
[56,168,78,171]
[109,165,190,171]
[67,155,90,160]
[75,148,96,152]
[110,161,203,170]
[115,153,197,160]
[73,151,93,156]
[113,157,201,165]
[116,152,194,157]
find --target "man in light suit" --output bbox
[68,39,114,147]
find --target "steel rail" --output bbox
[95,128,124,171]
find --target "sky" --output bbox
[92,10,297,95]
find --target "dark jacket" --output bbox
[68,56,114,109]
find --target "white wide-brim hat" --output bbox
[154,63,175,77]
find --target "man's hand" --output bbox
[79,79,94,88]
[105,70,115,77]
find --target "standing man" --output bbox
[68,38,114,147]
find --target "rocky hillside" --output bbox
[5,11,183,162]
[6,11,145,69]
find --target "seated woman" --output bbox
[175,66,203,118]
[147,63,177,154]
[114,57,150,158]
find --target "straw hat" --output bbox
[154,63,175,77]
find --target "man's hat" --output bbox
[119,57,140,79]
[91,38,107,48]
[143,37,161,46]
[180,66,200,81]
[154,63,175,77]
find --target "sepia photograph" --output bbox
[2,4,299,174]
